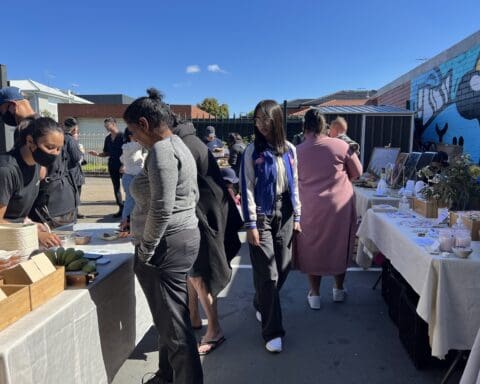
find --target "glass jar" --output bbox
[438,229,454,252]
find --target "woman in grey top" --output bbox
[124,88,203,384]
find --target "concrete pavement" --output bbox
[80,177,461,384]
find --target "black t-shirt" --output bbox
[103,133,124,167]
[0,149,40,220]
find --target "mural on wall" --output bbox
[410,44,480,162]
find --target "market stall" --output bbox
[0,224,152,384]
[357,209,480,360]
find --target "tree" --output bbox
[197,98,229,118]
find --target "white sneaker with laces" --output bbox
[256,311,262,322]
[307,293,321,310]
[333,287,347,302]
[265,337,282,353]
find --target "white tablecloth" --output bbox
[461,327,480,384]
[354,186,401,218]
[357,210,480,359]
[0,224,153,384]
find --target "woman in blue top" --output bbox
[240,100,301,353]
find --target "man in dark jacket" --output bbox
[172,118,243,355]
[227,132,245,176]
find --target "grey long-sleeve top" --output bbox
[130,135,199,262]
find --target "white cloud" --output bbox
[207,64,228,74]
[186,65,201,74]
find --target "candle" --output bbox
[439,230,454,252]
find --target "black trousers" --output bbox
[134,228,203,384]
[249,195,293,342]
[108,164,123,209]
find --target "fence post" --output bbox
[0,64,8,152]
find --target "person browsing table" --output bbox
[0,116,63,248]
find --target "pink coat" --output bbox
[294,133,362,275]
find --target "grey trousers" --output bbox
[134,228,203,384]
[249,196,294,342]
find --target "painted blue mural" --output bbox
[410,44,480,162]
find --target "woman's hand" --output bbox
[88,150,98,156]
[38,231,62,248]
[247,228,260,246]
[294,222,302,233]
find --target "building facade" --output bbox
[370,30,480,162]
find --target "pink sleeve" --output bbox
[345,148,363,180]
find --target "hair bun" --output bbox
[146,88,163,101]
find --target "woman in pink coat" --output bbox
[295,109,362,309]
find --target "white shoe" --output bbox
[307,293,321,310]
[333,287,347,302]
[256,311,262,322]
[265,337,282,353]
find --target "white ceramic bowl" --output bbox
[452,247,473,259]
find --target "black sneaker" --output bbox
[142,372,172,384]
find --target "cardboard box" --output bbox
[450,211,480,241]
[31,253,56,275]
[0,285,31,331]
[2,260,44,284]
[412,198,438,218]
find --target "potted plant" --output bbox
[417,155,480,211]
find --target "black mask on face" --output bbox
[31,146,58,167]
[1,110,17,126]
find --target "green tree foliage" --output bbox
[197,98,229,118]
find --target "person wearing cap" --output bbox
[0,87,36,128]
[203,126,224,156]
[220,167,240,206]
[226,132,245,176]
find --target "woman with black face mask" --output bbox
[0,117,64,248]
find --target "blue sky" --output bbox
[4,0,479,115]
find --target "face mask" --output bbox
[32,146,58,167]
[1,110,17,126]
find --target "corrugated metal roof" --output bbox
[314,105,414,115]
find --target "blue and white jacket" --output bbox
[240,142,301,229]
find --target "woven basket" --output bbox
[0,223,38,257]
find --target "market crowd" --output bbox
[0,86,363,384]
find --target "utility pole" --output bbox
[0,64,8,152]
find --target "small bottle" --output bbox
[376,168,388,196]
[398,192,410,214]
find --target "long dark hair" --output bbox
[13,117,63,150]
[303,108,327,135]
[123,88,173,131]
[253,100,287,155]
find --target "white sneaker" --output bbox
[333,287,347,302]
[307,293,321,310]
[265,337,282,353]
[256,311,262,322]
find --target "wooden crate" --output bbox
[450,212,480,241]
[29,266,65,310]
[412,198,438,218]
[0,285,31,331]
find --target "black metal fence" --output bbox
[189,116,303,142]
